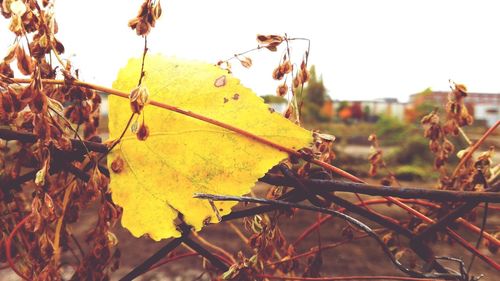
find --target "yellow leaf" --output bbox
[108,55,312,240]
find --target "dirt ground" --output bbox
[84,186,500,280]
[1,184,499,281]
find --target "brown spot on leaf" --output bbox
[214,75,226,87]
[223,97,229,103]
[232,93,240,100]
[268,107,275,113]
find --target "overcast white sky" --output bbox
[2,0,500,102]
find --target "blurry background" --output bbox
[1,0,499,280]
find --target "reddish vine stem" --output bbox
[270,232,379,266]
[5,215,32,281]
[452,120,499,177]
[7,77,499,269]
[6,78,361,182]
[291,199,500,270]
[148,252,198,271]
[293,199,441,246]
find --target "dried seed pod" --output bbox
[279,60,292,74]
[283,105,293,119]
[29,91,48,113]
[41,193,56,221]
[128,0,162,36]
[272,66,284,80]
[293,71,302,88]
[35,167,47,186]
[276,83,288,97]
[152,0,162,20]
[0,62,14,77]
[15,46,34,75]
[239,56,252,68]
[3,42,18,63]
[256,34,284,45]
[301,68,310,83]
[129,86,149,114]
[136,121,149,141]
[265,44,278,52]
[53,38,65,54]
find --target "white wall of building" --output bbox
[474,104,499,127]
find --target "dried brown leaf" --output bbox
[15,46,34,75]
[239,56,252,68]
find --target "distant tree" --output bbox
[363,105,371,121]
[404,87,439,123]
[261,95,287,104]
[300,65,329,123]
[337,100,349,112]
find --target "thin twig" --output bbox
[182,237,230,271]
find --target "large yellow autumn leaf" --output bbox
[108,54,312,240]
